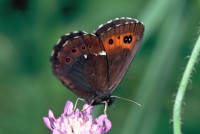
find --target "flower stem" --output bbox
[173,34,200,134]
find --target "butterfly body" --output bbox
[50,17,144,106]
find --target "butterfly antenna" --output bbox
[111,95,141,107]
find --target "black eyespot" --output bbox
[123,36,129,43]
[81,45,86,50]
[72,48,76,53]
[108,39,113,45]
[123,35,132,44]
[66,58,70,62]
[128,35,132,43]
[118,36,120,39]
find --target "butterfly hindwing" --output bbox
[50,31,109,101]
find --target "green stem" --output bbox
[173,34,200,134]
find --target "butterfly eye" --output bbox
[108,39,113,45]
[65,57,71,63]
[72,48,77,53]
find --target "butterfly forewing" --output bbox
[95,18,144,92]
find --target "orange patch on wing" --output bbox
[103,33,137,51]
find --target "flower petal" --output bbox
[82,104,93,115]
[64,100,73,115]
[43,117,52,130]
[103,116,112,132]
[96,115,112,132]
[49,110,55,118]
[52,130,62,134]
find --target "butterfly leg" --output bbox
[81,100,94,112]
[74,98,85,111]
[102,101,108,115]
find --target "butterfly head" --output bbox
[88,94,115,106]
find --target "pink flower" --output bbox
[43,100,112,134]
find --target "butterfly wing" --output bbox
[50,17,144,105]
[95,17,145,93]
[50,31,109,101]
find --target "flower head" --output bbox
[43,100,111,134]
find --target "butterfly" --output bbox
[50,17,144,107]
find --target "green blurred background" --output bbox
[0,0,200,133]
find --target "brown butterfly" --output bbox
[50,17,144,107]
